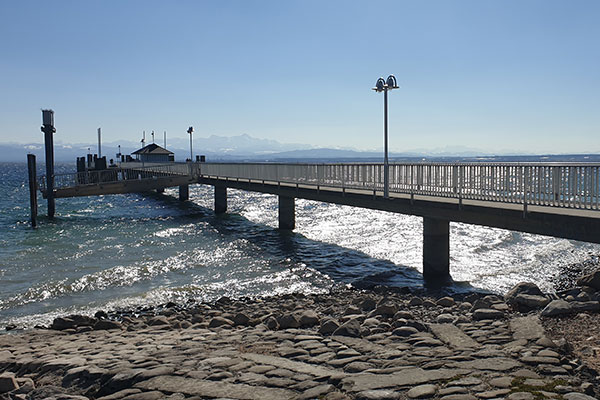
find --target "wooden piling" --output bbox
[27,154,38,227]
[42,109,56,218]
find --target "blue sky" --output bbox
[0,0,599,153]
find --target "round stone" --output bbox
[407,384,437,398]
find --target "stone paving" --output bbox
[0,289,598,399]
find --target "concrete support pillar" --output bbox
[422,217,450,282]
[278,195,295,230]
[215,185,227,214]
[179,184,189,201]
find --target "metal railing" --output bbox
[38,163,200,192]
[200,162,600,210]
[37,161,600,210]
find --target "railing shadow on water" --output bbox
[144,190,489,297]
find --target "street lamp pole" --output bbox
[373,75,399,198]
[187,126,194,161]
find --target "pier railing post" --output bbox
[422,217,450,283]
[278,195,295,230]
[27,154,38,227]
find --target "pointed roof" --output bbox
[132,143,174,155]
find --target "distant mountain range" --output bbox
[1,134,598,163]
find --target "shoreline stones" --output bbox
[0,284,599,399]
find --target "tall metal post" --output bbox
[373,75,398,199]
[41,109,56,218]
[27,154,38,227]
[187,126,194,161]
[97,127,102,157]
[384,88,389,198]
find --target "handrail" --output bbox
[37,163,200,192]
[199,162,600,211]
[37,161,600,211]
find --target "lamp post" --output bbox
[372,75,399,198]
[187,126,194,161]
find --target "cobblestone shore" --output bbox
[0,288,598,400]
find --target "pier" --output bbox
[30,160,600,282]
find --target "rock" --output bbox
[148,316,170,326]
[345,306,362,316]
[333,319,361,337]
[489,377,512,388]
[436,297,455,307]
[265,316,279,330]
[408,298,423,306]
[70,314,97,326]
[121,391,165,400]
[277,314,300,329]
[319,319,340,335]
[359,298,377,311]
[563,393,598,400]
[356,390,401,400]
[572,301,600,313]
[541,299,573,317]
[233,312,250,326]
[392,326,418,337]
[15,377,34,394]
[511,294,550,311]
[471,298,492,311]
[472,308,504,320]
[577,270,600,290]
[374,303,397,317]
[50,317,76,330]
[505,282,544,300]
[344,361,374,373]
[95,310,108,319]
[0,374,18,393]
[208,316,234,328]
[507,393,535,400]
[94,320,123,330]
[436,314,455,323]
[298,384,335,400]
[438,387,468,396]
[510,316,545,341]
[439,395,477,400]
[393,311,413,319]
[407,384,437,398]
[428,324,479,349]
[299,310,320,327]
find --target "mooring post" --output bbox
[179,184,189,201]
[422,217,450,282]
[215,185,227,214]
[27,154,38,227]
[278,195,295,230]
[41,109,56,218]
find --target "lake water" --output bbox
[1,161,599,329]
